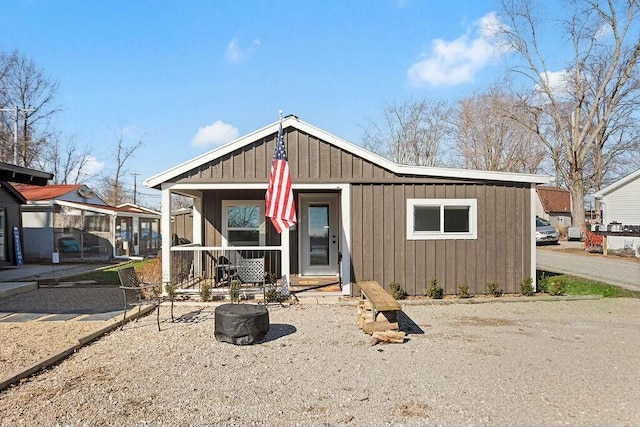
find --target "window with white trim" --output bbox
[222,200,265,246]
[407,198,477,240]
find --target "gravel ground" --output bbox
[0,287,123,377]
[0,298,639,426]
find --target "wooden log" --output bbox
[363,320,399,334]
[371,331,406,344]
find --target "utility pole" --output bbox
[0,106,35,166]
[131,172,140,205]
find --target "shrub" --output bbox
[486,281,503,297]
[264,273,285,303]
[136,258,162,283]
[520,277,534,296]
[230,280,240,302]
[547,276,567,296]
[457,285,471,299]
[199,282,211,302]
[389,282,407,300]
[537,274,549,293]
[425,278,444,299]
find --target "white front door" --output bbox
[299,193,340,276]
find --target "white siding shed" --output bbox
[593,169,640,226]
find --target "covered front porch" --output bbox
[160,183,352,298]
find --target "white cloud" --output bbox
[73,155,104,184]
[225,38,261,64]
[535,69,575,102]
[540,70,572,93]
[83,155,104,175]
[191,120,239,148]
[408,12,509,86]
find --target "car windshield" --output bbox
[536,217,551,227]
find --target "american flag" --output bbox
[266,120,296,233]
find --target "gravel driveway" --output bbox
[1,298,638,426]
[537,245,640,291]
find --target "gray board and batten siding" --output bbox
[168,126,534,296]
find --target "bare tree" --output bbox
[35,132,94,184]
[0,50,61,167]
[499,0,640,227]
[362,98,452,166]
[99,123,145,205]
[452,83,546,173]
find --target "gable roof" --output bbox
[536,186,571,214]
[593,169,640,198]
[0,182,27,204]
[14,184,82,201]
[14,184,109,206]
[144,116,551,189]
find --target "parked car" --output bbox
[58,237,90,253]
[536,216,560,245]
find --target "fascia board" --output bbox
[56,200,116,215]
[593,169,640,198]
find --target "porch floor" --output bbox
[289,275,342,294]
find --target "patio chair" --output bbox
[117,266,163,331]
[215,255,235,286]
[233,258,265,302]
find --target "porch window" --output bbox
[222,200,265,246]
[407,198,477,240]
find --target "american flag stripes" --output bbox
[266,120,296,233]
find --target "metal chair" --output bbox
[234,258,265,302]
[117,266,163,330]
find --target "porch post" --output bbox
[192,196,203,278]
[192,196,203,245]
[340,185,351,295]
[161,184,172,289]
[281,228,290,289]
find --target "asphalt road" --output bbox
[537,244,640,291]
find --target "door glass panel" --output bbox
[309,205,329,266]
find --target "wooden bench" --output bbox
[357,281,401,334]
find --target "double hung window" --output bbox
[222,201,265,246]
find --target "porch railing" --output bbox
[169,245,283,294]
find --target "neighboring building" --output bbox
[16,184,161,262]
[0,162,53,266]
[594,169,640,228]
[171,207,193,243]
[535,186,572,229]
[593,169,640,253]
[145,116,551,296]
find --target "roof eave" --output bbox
[143,116,553,188]
[593,169,640,198]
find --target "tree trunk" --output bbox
[568,175,586,230]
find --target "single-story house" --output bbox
[0,162,53,266]
[16,184,161,262]
[593,169,640,254]
[144,116,551,296]
[535,186,572,229]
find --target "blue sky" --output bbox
[1,0,563,206]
